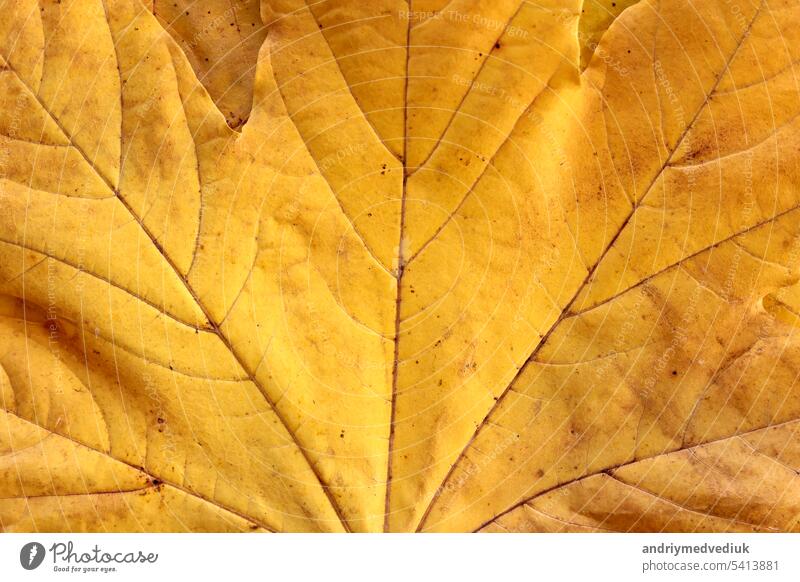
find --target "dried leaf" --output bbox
[150,0,267,129]
[1,0,799,533]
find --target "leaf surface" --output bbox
[1,0,799,532]
[149,0,267,129]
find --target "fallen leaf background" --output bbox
[0,0,799,533]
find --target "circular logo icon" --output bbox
[20,542,46,570]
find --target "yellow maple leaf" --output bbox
[0,0,799,533]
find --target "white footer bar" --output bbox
[2,533,798,581]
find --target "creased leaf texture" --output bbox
[1,0,798,532]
